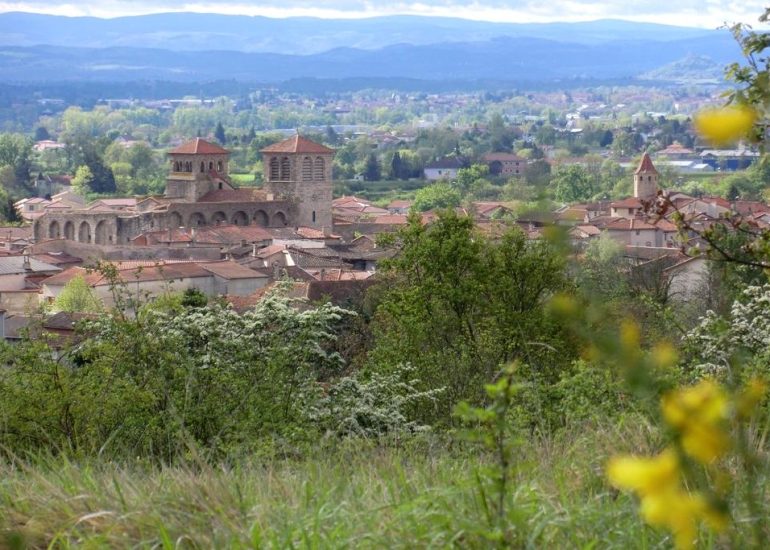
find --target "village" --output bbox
[0,123,763,344]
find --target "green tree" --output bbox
[34,126,51,141]
[214,121,227,145]
[363,153,381,181]
[0,133,33,193]
[454,163,490,195]
[71,165,94,196]
[413,183,461,212]
[52,274,103,313]
[390,151,404,180]
[370,211,571,415]
[553,165,595,203]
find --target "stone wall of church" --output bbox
[263,153,333,229]
[168,153,229,201]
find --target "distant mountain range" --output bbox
[0,13,724,54]
[0,13,743,85]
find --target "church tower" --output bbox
[634,152,659,201]
[166,138,232,202]
[261,135,334,229]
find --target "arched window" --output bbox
[312,210,316,223]
[200,162,205,173]
[302,157,313,181]
[314,157,325,181]
[269,157,279,181]
[217,161,223,171]
[209,161,214,170]
[280,157,290,180]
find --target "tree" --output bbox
[71,165,94,196]
[83,148,116,194]
[390,151,404,180]
[454,163,490,195]
[370,211,571,414]
[0,133,33,193]
[363,153,381,181]
[34,126,51,141]
[214,121,227,145]
[553,165,595,203]
[413,183,461,212]
[52,274,103,313]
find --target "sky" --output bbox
[0,0,765,29]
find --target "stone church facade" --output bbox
[33,135,334,246]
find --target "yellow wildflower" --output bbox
[651,342,678,370]
[620,319,640,351]
[661,380,730,463]
[694,105,757,146]
[736,377,768,419]
[607,449,679,495]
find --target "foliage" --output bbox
[307,363,443,438]
[0,291,354,460]
[683,284,770,377]
[455,363,521,545]
[553,164,595,203]
[51,274,103,313]
[370,211,572,416]
[412,182,461,211]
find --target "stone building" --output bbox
[634,152,658,202]
[33,135,334,246]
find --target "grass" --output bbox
[0,419,675,549]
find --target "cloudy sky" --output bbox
[0,0,765,28]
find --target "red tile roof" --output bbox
[169,138,229,156]
[261,135,334,154]
[606,218,657,231]
[201,261,267,280]
[611,197,643,208]
[635,152,658,175]
[482,153,525,162]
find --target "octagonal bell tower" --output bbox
[166,138,232,202]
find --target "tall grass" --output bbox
[0,419,675,549]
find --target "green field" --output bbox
[2,421,678,549]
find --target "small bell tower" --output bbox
[634,152,658,201]
[166,138,232,202]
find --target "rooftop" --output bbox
[261,135,334,155]
[635,152,658,175]
[169,138,229,156]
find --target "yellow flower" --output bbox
[736,377,767,419]
[661,380,730,463]
[651,342,678,370]
[607,449,679,495]
[620,319,640,351]
[694,105,757,146]
[639,488,726,550]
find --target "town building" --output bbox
[32,135,334,247]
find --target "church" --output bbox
[33,135,335,246]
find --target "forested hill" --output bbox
[0,13,722,55]
[0,34,740,84]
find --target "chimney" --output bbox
[22,251,31,272]
[272,261,281,280]
[252,243,258,257]
[319,268,326,281]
